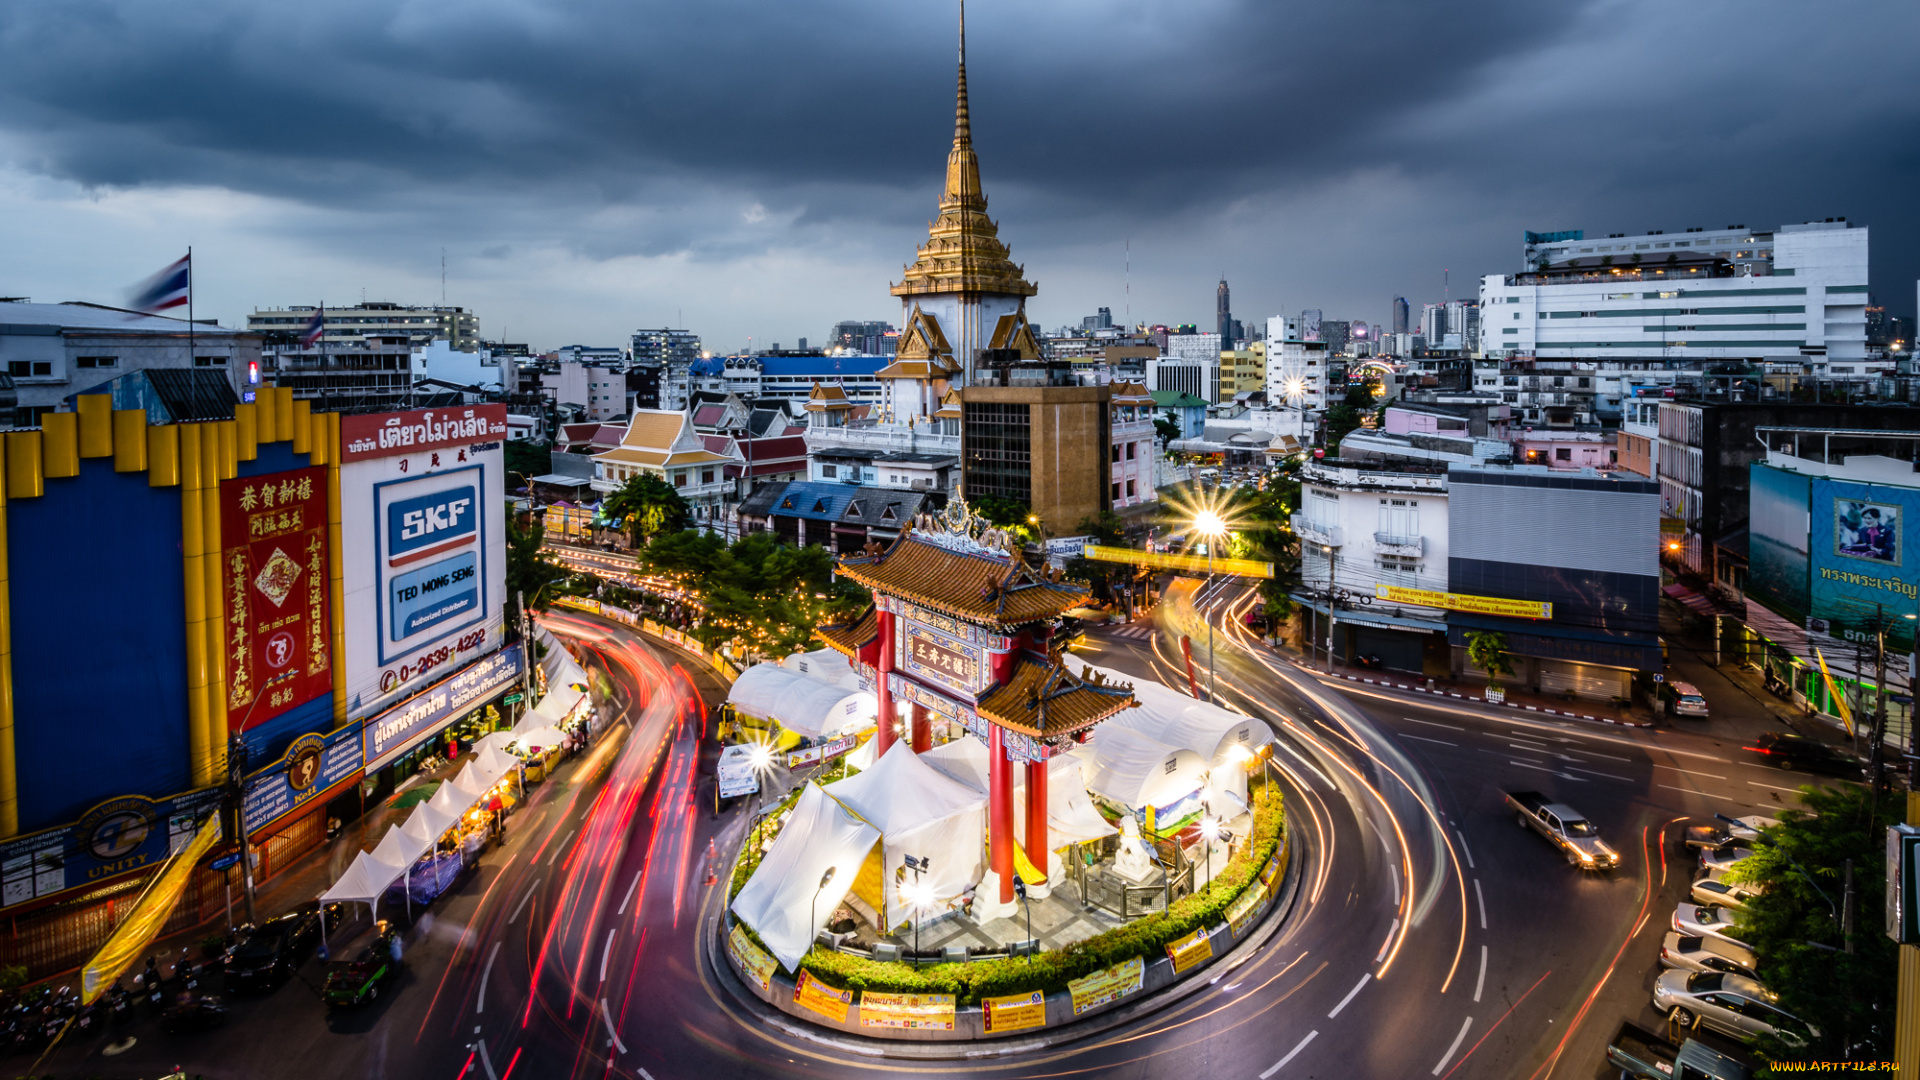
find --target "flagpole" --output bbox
[186,246,194,374]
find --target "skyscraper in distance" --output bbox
[1391,296,1410,336]
[1216,278,1233,345]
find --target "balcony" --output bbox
[1291,515,1343,548]
[1373,532,1425,556]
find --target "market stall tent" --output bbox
[727,663,877,739]
[780,648,861,689]
[320,850,408,920]
[1077,726,1207,815]
[843,731,878,772]
[1084,664,1273,804]
[823,741,985,929]
[922,736,1118,858]
[730,783,880,972]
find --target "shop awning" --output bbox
[730,783,879,972]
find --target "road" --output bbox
[39,589,1850,1079]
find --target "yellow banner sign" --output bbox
[1372,584,1551,620]
[82,812,223,1004]
[794,970,853,1023]
[982,990,1047,1033]
[728,925,777,994]
[1166,927,1214,975]
[858,991,956,1031]
[1226,881,1266,936]
[1083,545,1273,579]
[1068,955,1145,1015]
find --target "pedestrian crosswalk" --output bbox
[1110,625,1154,640]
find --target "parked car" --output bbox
[1505,790,1619,869]
[1659,931,1760,980]
[1672,902,1749,947]
[1698,844,1755,875]
[1665,680,1709,717]
[1653,970,1814,1049]
[1691,871,1765,912]
[225,910,321,993]
[1605,1019,1752,1080]
[1743,732,1865,778]
[1684,815,1779,852]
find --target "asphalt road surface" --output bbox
[36,589,1846,1079]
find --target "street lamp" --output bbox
[1192,510,1228,701]
[901,854,932,959]
[1011,878,1033,962]
[1198,815,1220,896]
[811,866,837,952]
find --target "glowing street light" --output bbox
[1192,510,1230,701]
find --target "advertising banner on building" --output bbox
[0,788,222,910]
[1373,584,1551,620]
[793,970,853,1023]
[727,924,777,993]
[1751,466,1920,656]
[340,406,509,719]
[242,722,365,835]
[363,645,523,771]
[220,466,333,731]
[1166,927,1213,974]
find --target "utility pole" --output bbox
[1873,606,1890,793]
[224,732,257,925]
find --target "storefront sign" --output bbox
[365,646,523,770]
[728,925,777,992]
[1166,927,1213,974]
[787,734,859,771]
[242,722,365,835]
[0,788,221,910]
[981,990,1046,1033]
[340,405,508,463]
[902,622,982,696]
[1067,955,1144,1015]
[857,991,955,1031]
[1374,584,1551,620]
[220,466,333,732]
[793,970,852,1023]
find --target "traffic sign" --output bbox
[210,852,242,872]
[503,693,524,705]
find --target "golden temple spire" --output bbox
[955,0,970,148]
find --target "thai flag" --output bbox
[301,306,324,347]
[130,254,191,314]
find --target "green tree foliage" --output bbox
[1154,410,1183,444]
[504,512,569,632]
[1725,784,1901,1064]
[1063,510,1128,602]
[503,440,552,488]
[636,530,868,657]
[602,474,691,542]
[1322,377,1381,453]
[1465,631,1515,680]
[1234,480,1302,621]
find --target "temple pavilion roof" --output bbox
[976,659,1135,739]
[815,607,879,657]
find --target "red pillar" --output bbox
[1024,758,1049,882]
[910,703,931,753]
[988,724,1014,904]
[875,610,897,756]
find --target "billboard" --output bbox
[241,722,364,835]
[1750,465,1920,654]
[340,406,510,719]
[0,788,222,910]
[219,466,333,731]
[363,644,522,771]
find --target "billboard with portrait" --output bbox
[340,406,509,720]
[1806,477,1920,653]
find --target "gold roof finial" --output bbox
[955,0,970,148]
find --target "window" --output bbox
[1126,442,1136,460]
[1555,447,1572,461]
[1578,377,1590,388]
[673,472,687,488]
[821,464,836,478]
[76,356,118,369]
[1126,480,1136,497]
[194,355,227,367]
[1111,444,1121,462]
[7,361,53,378]
[701,469,714,485]
[1111,482,1122,502]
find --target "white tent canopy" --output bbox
[918,735,991,794]
[320,850,407,918]
[400,801,459,853]
[1078,726,1207,811]
[510,726,565,751]
[824,741,985,927]
[844,731,878,772]
[519,686,586,732]
[1084,663,1272,805]
[1014,748,1120,853]
[728,663,877,739]
[780,648,861,689]
[730,783,880,972]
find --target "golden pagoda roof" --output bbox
[976,659,1136,739]
[815,607,879,657]
[804,381,853,411]
[837,533,1086,628]
[934,387,964,419]
[890,4,1037,301]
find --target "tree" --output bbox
[1465,631,1514,681]
[504,512,569,633]
[970,495,1036,542]
[603,474,691,543]
[1724,784,1901,1063]
[1323,377,1381,452]
[504,440,552,490]
[1154,410,1183,444]
[1063,511,1128,603]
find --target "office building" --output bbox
[828,320,898,354]
[0,301,263,426]
[1148,357,1221,403]
[1082,307,1114,332]
[631,328,702,368]
[1481,220,1870,373]
[962,363,1111,532]
[1391,297,1410,336]
[248,302,479,352]
[1217,279,1233,346]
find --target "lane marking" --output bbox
[1656,765,1727,780]
[477,1041,500,1080]
[1374,920,1398,964]
[1747,780,1806,793]
[1401,734,1457,746]
[1657,784,1705,796]
[599,929,617,982]
[600,997,627,1053]
[1404,717,1465,730]
[1432,1016,1473,1075]
[1474,879,1487,931]
[1259,1030,1319,1078]
[617,869,643,916]
[1507,741,1551,752]
[1327,974,1370,1018]
[476,941,501,1013]
[1567,766,1633,782]
[1390,864,1400,905]
[1473,945,1487,1003]
[509,881,540,925]
[548,828,578,866]
[1456,832,1475,870]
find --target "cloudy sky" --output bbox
[1,0,1915,351]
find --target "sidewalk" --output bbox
[1659,599,1856,751]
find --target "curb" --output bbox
[1289,658,1656,729]
[700,819,1309,1058]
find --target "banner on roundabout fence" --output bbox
[794,970,853,1023]
[858,991,956,1031]
[982,990,1046,1033]
[1166,927,1213,975]
[728,925,777,993]
[1068,955,1144,1015]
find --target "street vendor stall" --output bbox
[822,741,985,933]
[728,663,877,740]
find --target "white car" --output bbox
[1672,902,1749,947]
[1659,931,1760,980]
[1690,871,1765,912]
[1698,845,1755,874]
[1653,970,1813,1049]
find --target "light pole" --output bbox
[902,854,930,959]
[1012,878,1032,961]
[1193,510,1227,701]
[810,866,837,952]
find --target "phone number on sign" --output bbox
[380,629,489,693]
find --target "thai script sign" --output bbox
[341,405,508,463]
[220,466,332,731]
[788,734,859,771]
[364,646,523,770]
[793,970,852,1023]
[1083,544,1273,579]
[857,991,955,1031]
[1374,584,1551,620]
[982,990,1046,1033]
[242,722,365,835]
[1166,927,1213,974]
[1067,955,1144,1015]
[727,925,777,993]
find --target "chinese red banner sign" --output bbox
[221,466,332,731]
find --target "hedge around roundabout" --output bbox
[727,775,1285,1008]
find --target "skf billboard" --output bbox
[219,465,333,731]
[341,406,509,720]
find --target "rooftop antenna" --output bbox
[1125,237,1131,330]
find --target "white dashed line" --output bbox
[601,998,627,1053]
[509,881,540,925]
[1327,974,1370,1018]
[617,869,642,915]
[476,941,501,1012]
[1657,765,1727,780]
[1474,879,1487,930]
[1260,1030,1319,1078]
[1432,1016,1473,1075]
[1456,832,1475,869]
[1473,945,1487,1003]
[1402,734,1457,746]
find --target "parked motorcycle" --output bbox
[1354,653,1386,670]
[159,991,227,1034]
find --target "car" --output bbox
[1653,970,1814,1049]
[1743,732,1865,778]
[1698,844,1755,875]
[323,953,397,1008]
[1691,870,1765,912]
[224,910,322,993]
[1666,680,1709,717]
[1672,902,1749,947]
[1684,816,1780,852]
[1659,931,1760,980]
